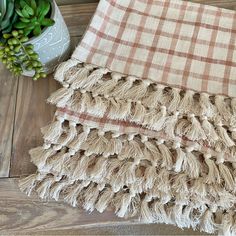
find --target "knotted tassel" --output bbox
[168,88,181,113]
[200,208,217,234]
[91,72,122,97]
[114,192,133,218]
[183,146,201,179]
[64,181,90,207]
[190,177,207,197]
[157,139,173,170]
[54,58,79,83]
[89,156,108,181]
[140,199,155,223]
[215,95,232,123]
[29,146,56,170]
[46,150,68,173]
[111,76,136,98]
[95,187,115,213]
[80,91,93,113]
[153,201,170,224]
[219,211,235,236]
[58,121,77,147]
[204,153,221,184]
[201,116,219,143]
[103,134,122,157]
[108,98,132,120]
[35,175,55,199]
[18,173,38,196]
[87,94,108,117]
[185,114,206,141]
[68,91,82,112]
[173,142,185,173]
[164,111,179,138]
[199,93,216,118]
[41,117,64,143]
[142,138,161,163]
[143,164,157,190]
[119,137,143,160]
[69,126,90,152]
[216,122,235,147]
[85,130,108,156]
[83,183,100,212]
[123,80,150,101]
[179,90,195,114]
[217,154,235,191]
[47,87,74,107]
[132,101,146,123]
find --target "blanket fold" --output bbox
[19,0,236,235]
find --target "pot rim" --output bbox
[27,0,56,44]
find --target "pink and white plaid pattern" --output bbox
[73,0,236,97]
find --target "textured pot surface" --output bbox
[23,0,71,76]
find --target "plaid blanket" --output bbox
[20,0,236,235]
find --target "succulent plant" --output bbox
[0,0,18,34]
[14,0,55,37]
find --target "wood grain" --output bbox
[59,3,98,37]
[57,0,99,5]
[0,178,205,235]
[0,65,18,177]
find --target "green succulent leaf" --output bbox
[41,18,54,27]
[14,21,27,29]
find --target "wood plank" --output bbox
[59,3,98,37]
[0,65,18,177]
[10,37,80,178]
[0,178,205,235]
[57,0,99,5]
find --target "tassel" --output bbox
[68,91,82,112]
[103,136,123,157]
[143,165,157,190]
[190,178,207,197]
[64,181,90,207]
[111,76,136,98]
[29,146,56,170]
[201,116,219,143]
[87,95,108,117]
[83,183,100,212]
[175,118,189,137]
[91,72,121,97]
[173,142,185,173]
[49,178,71,201]
[164,112,179,138]
[46,151,68,173]
[204,154,221,184]
[41,117,64,143]
[58,121,77,146]
[123,80,150,101]
[72,154,93,180]
[131,101,146,123]
[84,131,108,156]
[153,201,170,224]
[215,95,232,123]
[184,146,201,178]
[185,114,206,141]
[114,192,132,218]
[199,93,216,118]
[68,65,92,86]
[69,126,90,152]
[142,86,164,109]
[95,187,114,213]
[144,106,167,131]
[140,200,154,223]
[217,156,235,191]
[54,59,79,83]
[179,90,195,114]
[153,168,170,194]
[200,209,216,234]
[219,211,235,236]
[157,140,173,170]
[108,98,132,120]
[168,88,181,113]
[47,87,74,107]
[35,175,54,199]
[80,91,93,113]
[119,138,143,160]
[89,157,108,180]
[216,123,235,147]
[170,204,184,228]
[143,139,161,163]
[18,174,38,196]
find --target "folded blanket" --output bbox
[20,0,236,235]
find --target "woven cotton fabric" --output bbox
[20,1,236,235]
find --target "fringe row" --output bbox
[19,59,236,236]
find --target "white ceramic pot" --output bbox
[23,0,71,77]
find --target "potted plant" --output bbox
[0,0,70,80]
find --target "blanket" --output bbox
[19,0,236,234]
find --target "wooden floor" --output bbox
[0,0,235,234]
